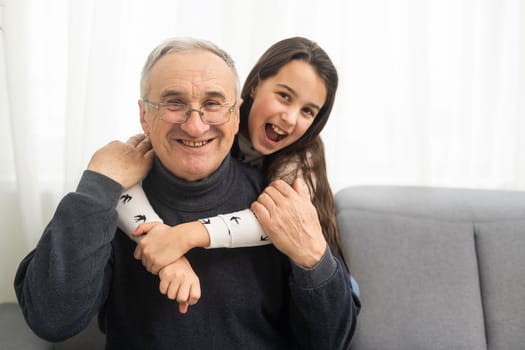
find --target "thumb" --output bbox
[131,222,156,237]
[292,178,311,200]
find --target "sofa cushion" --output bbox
[335,186,525,350]
[338,210,486,350]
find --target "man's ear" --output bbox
[233,98,243,134]
[138,100,150,134]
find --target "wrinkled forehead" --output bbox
[147,51,237,101]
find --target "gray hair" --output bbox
[140,38,240,101]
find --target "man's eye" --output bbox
[202,101,222,111]
[165,103,186,112]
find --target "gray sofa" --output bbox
[3,185,525,349]
[0,303,103,349]
[336,186,525,350]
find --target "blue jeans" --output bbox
[350,276,360,298]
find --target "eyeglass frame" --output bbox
[143,99,237,126]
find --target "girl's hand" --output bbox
[133,221,210,274]
[251,178,327,268]
[158,257,201,314]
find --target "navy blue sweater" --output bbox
[15,156,359,349]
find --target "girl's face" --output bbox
[247,60,327,155]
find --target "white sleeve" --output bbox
[117,186,271,248]
[200,208,272,248]
[117,183,163,241]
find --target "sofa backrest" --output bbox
[335,186,525,350]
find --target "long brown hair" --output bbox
[237,37,349,271]
[265,137,349,271]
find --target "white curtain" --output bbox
[1,0,524,302]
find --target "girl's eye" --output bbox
[277,91,290,101]
[302,107,316,118]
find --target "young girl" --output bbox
[119,37,358,311]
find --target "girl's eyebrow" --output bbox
[275,83,296,96]
[276,83,322,111]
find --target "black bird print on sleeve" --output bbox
[120,194,132,204]
[134,214,147,223]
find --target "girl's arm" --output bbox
[198,209,270,247]
[117,183,163,240]
[117,150,307,249]
[118,183,272,248]
[130,209,271,275]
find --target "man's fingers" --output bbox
[256,190,277,211]
[144,148,155,161]
[126,133,146,147]
[262,184,289,205]
[136,136,153,154]
[269,179,298,199]
[292,178,311,200]
[251,201,270,223]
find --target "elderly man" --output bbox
[15,38,354,349]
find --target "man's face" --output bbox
[139,50,240,181]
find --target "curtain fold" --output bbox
[1,0,524,302]
[4,0,45,244]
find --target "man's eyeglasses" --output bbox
[144,100,236,125]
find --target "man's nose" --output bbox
[179,110,210,135]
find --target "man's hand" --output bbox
[87,134,154,189]
[251,179,327,268]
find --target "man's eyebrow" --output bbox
[276,83,322,111]
[203,90,228,101]
[160,90,229,101]
[160,91,184,99]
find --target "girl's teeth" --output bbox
[272,125,286,136]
